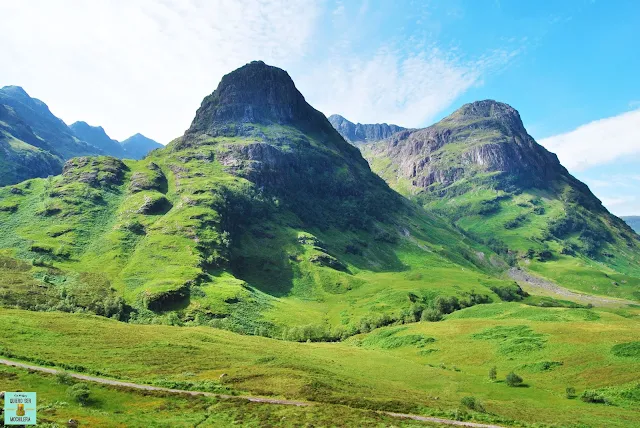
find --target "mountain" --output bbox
[70,121,126,158]
[0,61,517,338]
[363,100,640,301]
[0,103,63,185]
[0,86,102,159]
[120,133,162,159]
[623,216,640,233]
[328,114,406,144]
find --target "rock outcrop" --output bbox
[367,100,579,191]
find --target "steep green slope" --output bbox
[363,100,640,301]
[0,62,518,338]
[0,104,62,185]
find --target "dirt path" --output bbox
[0,358,504,428]
[508,267,634,307]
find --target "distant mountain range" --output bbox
[328,114,406,144]
[0,86,162,186]
[622,216,640,233]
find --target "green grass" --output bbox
[0,140,515,338]
[0,365,434,427]
[0,306,638,427]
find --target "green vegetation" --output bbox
[67,383,92,406]
[505,372,524,387]
[362,101,640,304]
[2,63,639,427]
[0,132,516,339]
[0,306,638,427]
[611,341,640,359]
[1,365,432,427]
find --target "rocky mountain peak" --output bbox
[1,85,30,99]
[186,61,332,137]
[442,100,526,136]
[328,114,407,145]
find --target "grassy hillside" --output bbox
[362,101,640,302]
[0,144,514,339]
[0,364,432,428]
[0,62,520,340]
[0,308,638,427]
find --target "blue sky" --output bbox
[0,0,638,214]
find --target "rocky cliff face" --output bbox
[368,100,575,191]
[328,114,406,145]
[175,61,399,228]
[364,100,640,268]
[186,61,339,140]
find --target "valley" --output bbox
[0,61,638,427]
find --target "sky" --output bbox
[0,0,638,215]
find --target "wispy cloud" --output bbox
[539,109,640,171]
[0,0,520,141]
[299,44,520,128]
[0,0,322,142]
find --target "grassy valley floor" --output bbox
[0,304,638,427]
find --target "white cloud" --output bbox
[297,45,519,128]
[0,0,321,142]
[539,109,640,171]
[0,0,519,142]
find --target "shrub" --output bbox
[488,366,497,381]
[580,390,607,404]
[67,384,91,405]
[460,396,485,412]
[421,308,443,322]
[56,371,73,385]
[505,372,523,387]
[565,386,576,399]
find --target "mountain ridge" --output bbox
[328,114,407,145]
[362,99,640,301]
[70,120,127,158]
[0,61,515,339]
[0,86,163,185]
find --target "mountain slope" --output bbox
[623,216,640,233]
[0,86,102,159]
[328,114,406,145]
[363,100,640,301]
[120,133,162,159]
[0,62,518,338]
[0,103,63,185]
[70,121,126,158]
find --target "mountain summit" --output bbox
[70,121,126,158]
[364,99,640,298]
[187,60,336,139]
[0,61,507,336]
[366,99,566,190]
